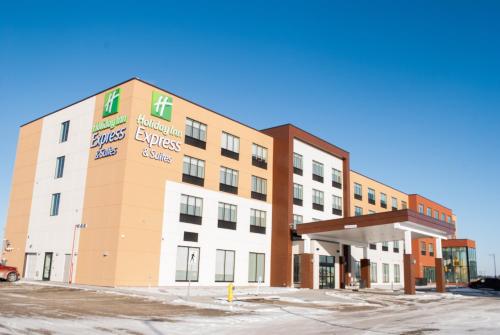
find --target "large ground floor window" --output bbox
[394,264,401,283]
[175,246,200,282]
[382,263,390,283]
[215,249,235,282]
[370,263,378,283]
[248,252,265,283]
[423,266,436,283]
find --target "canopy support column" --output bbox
[404,230,416,295]
[435,238,446,293]
[360,246,371,289]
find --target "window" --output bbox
[220,167,239,194]
[221,132,240,159]
[55,156,65,179]
[392,197,398,210]
[293,255,301,283]
[394,264,401,283]
[293,153,303,175]
[368,210,376,214]
[332,168,342,188]
[292,214,303,228]
[370,263,377,283]
[353,261,361,281]
[250,209,266,234]
[380,193,387,208]
[426,207,432,216]
[50,193,61,216]
[248,252,265,283]
[418,204,424,214]
[218,202,237,230]
[59,120,70,143]
[252,144,268,169]
[183,232,198,242]
[368,188,376,205]
[434,210,439,220]
[393,240,400,253]
[355,206,363,216]
[251,176,267,201]
[182,156,205,186]
[441,213,446,222]
[429,243,434,257]
[293,183,303,206]
[175,246,200,281]
[382,241,389,252]
[312,161,324,182]
[332,195,342,216]
[180,195,203,224]
[369,243,377,250]
[312,189,324,211]
[185,118,207,149]
[447,215,452,223]
[383,263,390,283]
[354,183,362,200]
[421,241,426,255]
[215,249,235,282]
[401,201,408,209]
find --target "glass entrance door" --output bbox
[319,255,335,289]
[42,252,53,281]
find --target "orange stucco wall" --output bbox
[75,79,274,286]
[350,171,408,215]
[408,194,454,278]
[2,121,42,272]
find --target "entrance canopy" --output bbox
[295,209,455,247]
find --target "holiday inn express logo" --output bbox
[151,91,173,121]
[103,88,121,118]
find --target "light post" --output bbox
[68,223,87,284]
[490,254,497,278]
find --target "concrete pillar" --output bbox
[360,258,371,289]
[303,234,311,253]
[300,253,314,289]
[404,230,416,295]
[435,238,446,293]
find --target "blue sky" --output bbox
[1,1,499,275]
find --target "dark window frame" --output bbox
[185,135,206,149]
[60,120,70,143]
[55,156,65,179]
[50,193,61,216]
[183,231,198,242]
[221,147,239,160]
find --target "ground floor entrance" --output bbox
[42,252,53,281]
[319,255,335,289]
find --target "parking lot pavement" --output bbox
[1,282,500,334]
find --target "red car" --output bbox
[0,264,19,282]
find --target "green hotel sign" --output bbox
[150,91,172,121]
[103,88,121,118]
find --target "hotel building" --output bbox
[3,78,273,287]
[2,78,476,292]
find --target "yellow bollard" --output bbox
[227,283,234,302]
